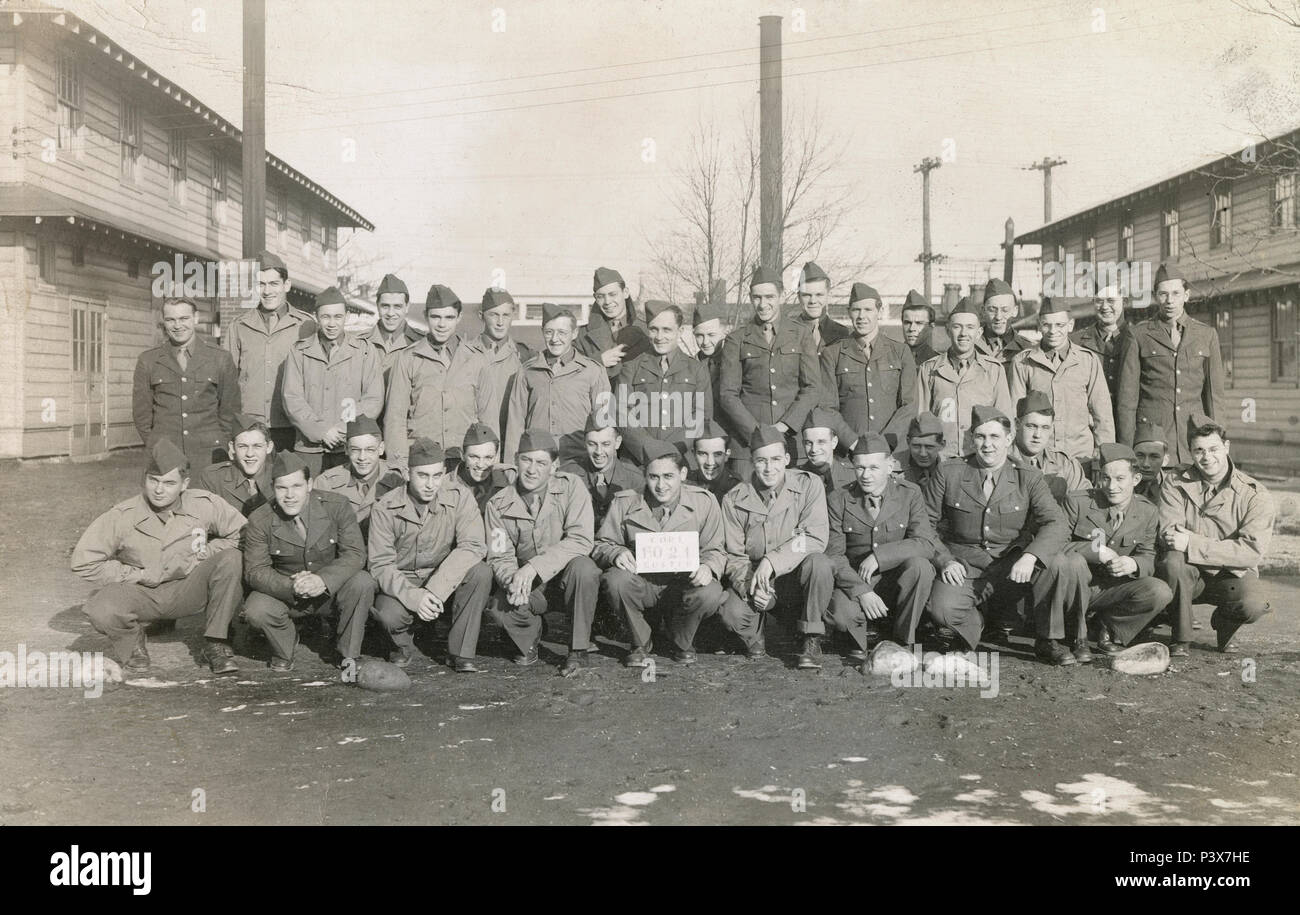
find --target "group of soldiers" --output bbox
[73,252,1274,679]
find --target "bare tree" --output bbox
[1231,0,1300,27]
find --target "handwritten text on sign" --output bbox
[635,531,699,574]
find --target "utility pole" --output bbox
[1026,156,1066,223]
[1002,217,1015,284]
[914,156,943,302]
[242,0,266,260]
[759,15,782,277]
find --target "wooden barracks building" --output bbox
[1015,125,1300,474]
[0,5,372,460]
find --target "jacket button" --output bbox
[771,368,776,374]
[181,377,187,382]
[182,413,188,418]
[181,395,187,401]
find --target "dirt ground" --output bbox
[1,452,1298,826]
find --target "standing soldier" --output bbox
[717,266,823,474]
[1047,443,1172,663]
[1133,422,1174,502]
[793,261,851,352]
[242,452,374,670]
[134,296,241,470]
[358,273,423,384]
[922,405,1070,652]
[368,438,492,673]
[1071,284,1130,427]
[384,284,491,474]
[915,297,1013,458]
[825,434,938,658]
[612,301,713,465]
[504,304,610,463]
[1008,298,1114,460]
[313,416,404,536]
[577,266,645,379]
[595,440,755,667]
[720,425,834,669]
[1009,392,1089,503]
[72,441,246,675]
[798,407,856,495]
[974,278,1033,379]
[1116,263,1225,466]
[692,298,729,403]
[901,292,942,367]
[895,412,947,487]
[455,422,517,513]
[194,414,275,517]
[1156,415,1273,656]
[688,421,744,501]
[465,288,532,441]
[283,286,384,475]
[485,430,601,674]
[559,414,641,528]
[226,251,315,453]
[820,283,917,447]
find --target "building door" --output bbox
[70,298,107,458]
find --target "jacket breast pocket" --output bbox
[838,364,867,396]
[994,502,1027,530]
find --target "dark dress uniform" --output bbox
[1116,315,1225,465]
[1049,491,1171,645]
[133,337,241,469]
[792,310,852,353]
[820,333,917,446]
[798,455,856,496]
[242,489,373,663]
[576,299,644,380]
[613,348,714,466]
[826,478,938,647]
[1071,321,1130,427]
[895,452,945,488]
[698,348,725,408]
[1156,461,1273,645]
[558,455,641,528]
[72,489,246,664]
[717,318,823,468]
[923,457,1070,649]
[194,461,274,517]
[594,484,754,654]
[368,479,491,662]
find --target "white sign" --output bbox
[634,531,699,574]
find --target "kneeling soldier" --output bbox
[1010,391,1089,503]
[73,441,247,675]
[485,430,601,673]
[720,424,833,669]
[456,422,516,513]
[799,407,856,496]
[688,420,744,500]
[595,439,754,667]
[559,413,641,528]
[369,438,491,673]
[313,415,404,537]
[242,452,373,670]
[194,413,276,517]
[1133,422,1174,502]
[895,412,947,487]
[1044,443,1172,664]
[1156,415,1273,656]
[923,404,1069,653]
[826,434,938,659]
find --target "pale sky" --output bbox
[62,0,1300,301]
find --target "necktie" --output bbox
[859,336,872,359]
[660,355,671,375]
[982,471,996,500]
[175,346,188,370]
[293,516,307,539]
[595,473,608,501]
[761,488,775,507]
[866,494,881,520]
[1108,507,1124,530]
[812,322,822,348]
[763,323,775,345]
[528,494,541,516]
[1169,321,1181,349]
[247,477,257,496]
[653,505,668,523]
[359,482,370,500]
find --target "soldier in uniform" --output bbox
[1047,443,1172,664]
[384,284,493,475]
[1070,284,1130,427]
[313,415,404,536]
[901,291,942,367]
[504,304,610,463]
[974,278,1034,380]
[1008,298,1114,460]
[72,441,247,675]
[894,412,947,487]
[194,413,275,517]
[283,286,384,475]
[692,298,729,403]
[915,297,1013,458]
[825,434,939,658]
[577,266,644,379]
[717,266,823,474]
[688,421,744,501]
[922,405,1070,652]
[358,273,423,383]
[1116,261,1225,465]
[226,251,316,453]
[595,440,756,667]
[368,438,491,673]
[798,407,856,496]
[1133,422,1174,502]
[720,425,834,669]
[133,296,241,470]
[485,430,601,675]
[455,422,517,513]
[242,452,373,670]
[1156,415,1273,656]
[1009,391,1089,503]
[820,282,917,447]
[558,414,641,528]
[793,261,851,352]
[464,287,532,441]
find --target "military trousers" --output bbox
[827,555,936,648]
[371,562,493,660]
[1033,552,1173,643]
[600,569,737,653]
[243,569,375,661]
[1156,552,1270,643]
[488,556,601,655]
[927,548,1064,650]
